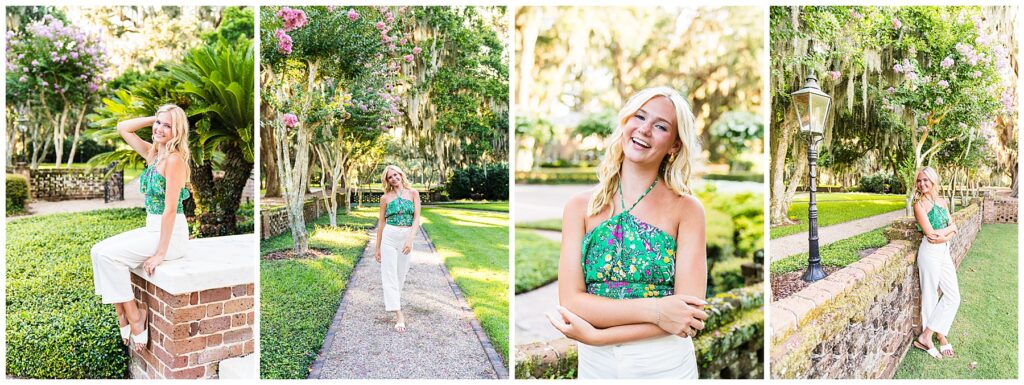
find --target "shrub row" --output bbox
[7,174,29,216]
[446,163,509,201]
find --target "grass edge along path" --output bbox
[771,193,905,239]
[420,207,510,365]
[894,224,1018,379]
[770,227,889,276]
[259,209,376,379]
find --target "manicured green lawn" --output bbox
[6,208,147,378]
[259,208,376,379]
[894,224,1018,379]
[432,201,509,212]
[420,207,509,364]
[516,218,563,232]
[515,230,560,293]
[770,227,889,275]
[770,193,906,239]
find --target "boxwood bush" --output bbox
[6,174,29,216]
[6,208,147,378]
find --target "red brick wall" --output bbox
[129,273,255,379]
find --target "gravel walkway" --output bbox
[309,226,501,379]
[770,209,905,261]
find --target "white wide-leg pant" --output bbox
[380,224,413,312]
[91,214,189,304]
[917,240,961,336]
[578,334,698,379]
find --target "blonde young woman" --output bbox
[375,165,421,333]
[91,104,192,351]
[911,166,961,360]
[547,87,710,379]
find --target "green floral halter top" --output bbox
[582,178,677,299]
[140,156,190,215]
[921,196,951,231]
[385,189,414,227]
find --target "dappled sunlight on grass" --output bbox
[260,210,370,379]
[420,207,509,364]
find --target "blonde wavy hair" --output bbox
[148,104,191,183]
[587,86,700,216]
[914,166,941,202]
[381,165,413,194]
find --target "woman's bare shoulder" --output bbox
[564,189,595,219]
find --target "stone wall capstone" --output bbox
[770,201,984,379]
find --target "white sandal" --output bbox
[913,340,942,360]
[119,324,131,345]
[130,308,149,351]
[939,343,955,357]
[395,321,406,333]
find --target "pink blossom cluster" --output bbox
[937,80,949,89]
[828,71,840,81]
[940,56,954,69]
[275,29,293,55]
[892,17,902,30]
[348,8,359,21]
[277,7,308,32]
[282,113,299,128]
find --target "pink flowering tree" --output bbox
[874,7,1007,210]
[261,6,411,252]
[6,14,108,169]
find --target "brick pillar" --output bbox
[129,274,255,379]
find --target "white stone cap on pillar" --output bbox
[131,234,255,295]
[218,354,256,379]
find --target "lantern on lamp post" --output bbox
[791,75,832,283]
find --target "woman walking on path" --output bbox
[375,165,422,333]
[547,87,709,379]
[911,166,961,360]
[91,104,192,352]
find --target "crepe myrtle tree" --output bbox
[6,14,108,169]
[262,6,411,253]
[876,8,1008,212]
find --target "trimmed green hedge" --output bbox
[446,163,509,200]
[6,174,29,216]
[6,208,148,378]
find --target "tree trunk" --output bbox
[261,113,281,197]
[66,104,87,168]
[190,141,254,237]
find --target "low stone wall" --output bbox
[983,196,1018,223]
[260,197,326,239]
[770,201,984,379]
[515,284,764,379]
[350,188,440,204]
[6,165,123,201]
[128,235,255,379]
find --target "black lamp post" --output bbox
[791,75,832,283]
